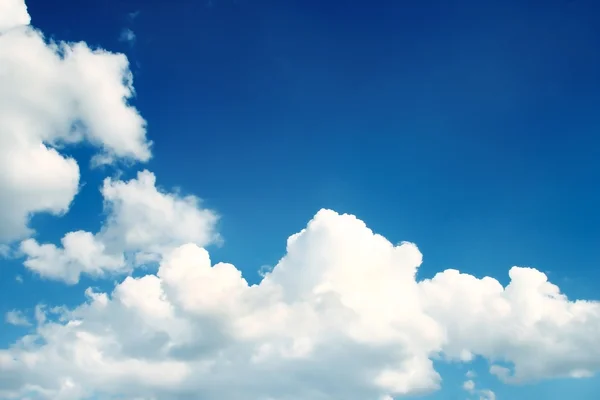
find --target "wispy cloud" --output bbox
[119,28,136,45]
[5,310,31,327]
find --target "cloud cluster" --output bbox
[2,0,600,399]
[2,210,600,399]
[0,0,150,242]
[21,170,219,284]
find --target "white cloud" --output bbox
[119,28,136,45]
[4,310,30,327]
[479,389,496,400]
[2,210,600,399]
[98,170,219,256]
[21,231,126,284]
[421,265,600,383]
[463,379,475,391]
[0,0,29,33]
[21,170,219,284]
[0,0,151,243]
[1,1,598,399]
[462,367,495,400]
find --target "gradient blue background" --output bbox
[1,0,599,398]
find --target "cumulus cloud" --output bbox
[21,170,219,284]
[421,266,600,383]
[0,0,29,33]
[2,1,598,399]
[21,230,126,284]
[2,210,599,399]
[0,0,151,243]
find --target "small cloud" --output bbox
[466,370,477,379]
[5,310,31,327]
[128,10,140,20]
[462,375,495,400]
[15,275,23,283]
[258,264,273,277]
[479,389,496,400]
[463,380,475,393]
[119,28,136,45]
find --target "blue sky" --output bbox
[1,0,599,399]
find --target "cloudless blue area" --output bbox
[2,0,600,398]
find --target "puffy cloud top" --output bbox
[3,210,600,399]
[0,0,151,242]
[0,0,29,33]
[21,171,219,284]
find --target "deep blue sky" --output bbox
[2,0,600,398]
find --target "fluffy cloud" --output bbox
[21,170,219,284]
[20,231,126,284]
[2,210,599,399]
[0,0,150,242]
[421,266,600,383]
[2,0,599,399]
[0,0,29,33]
[463,380,475,391]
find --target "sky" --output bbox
[0,0,599,398]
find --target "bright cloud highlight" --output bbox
[0,0,150,242]
[21,170,219,284]
[2,210,600,399]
